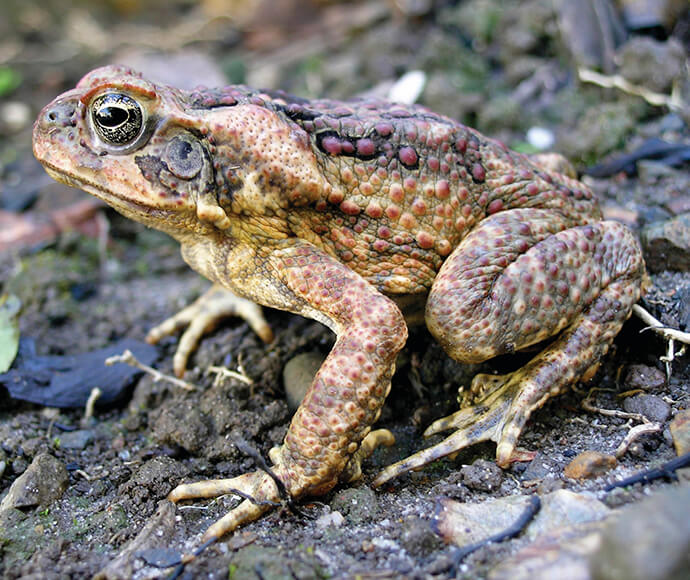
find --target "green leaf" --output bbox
[0,294,21,373]
[0,67,21,97]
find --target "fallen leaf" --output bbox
[0,294,21,373]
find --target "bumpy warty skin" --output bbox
[33,65,646,532]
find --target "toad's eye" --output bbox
[91,93,143,145]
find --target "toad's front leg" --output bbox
[169,241,407,539]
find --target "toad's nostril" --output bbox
[41,101,77,129]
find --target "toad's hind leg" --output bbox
[373,211,645,485]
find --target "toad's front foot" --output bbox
[169,469,282,542]
[170,429,396,541]
[146,283,273,377]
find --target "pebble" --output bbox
[0,453,68,511]
[434,489,609,547]
[522,452,560,481]
[669,409,690,456]
[526,127,555,150]
[433,494,534,545]
[525,489,610,540]
[0,101,31,133]
[641,213,690,273]
[616,37,686,93]
[589,485,690,580]
[388,70,427,105]
[623,364,666,391]
[58,429,95,450]
[489,521,604,580]
[622,394,671,423]
[400,516,445,557]
[564,451,617,480]
[330,486,380,525]
[460,458,504,492]
[283,351,323,412]
[315,510,345,529]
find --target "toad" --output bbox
[33,66,646,541]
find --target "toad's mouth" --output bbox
[41,163,158,220]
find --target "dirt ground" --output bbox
[1,1,689,579]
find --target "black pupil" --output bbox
[178,140,192,159]
[97,106,129,127]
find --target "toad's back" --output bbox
[189,85,601,295]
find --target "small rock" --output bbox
[58,429,95,450]
[0,453,68,510]
[460,458,503,492]
[622,394,671,423]
[669,409,690,456]
[330,486,379,525]
[564,451,617,480]
[0,101,31,133]
[400,516,444,557]
[536,476,565,496]
[666,195,690,217]
[430,479,471,502]
[624,364,666,391]
[589,485,690,580]
[315,509,345,529]
[435,489,609,548]
[637,160,682,184]
[489,521,604,580]
[558,101,644,165]
[526,127,555,150]
[11,457,28,475]
[433,494,534,546]
[388,70,426,105]
[522,452,559,481]
[283,351,324,412]
[20,436,48,457]
[617,37,686,93]
[620,0,687,30]
[228,544,321,579]
[526,490,610,540]
[641,213,690,272]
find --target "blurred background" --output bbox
[0,2,689,578]
[2,0,688,257]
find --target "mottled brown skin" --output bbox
[33,66,646,539]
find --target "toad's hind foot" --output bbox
[372,372,521,487]
[168,470,281,542]
[146,283,273,377]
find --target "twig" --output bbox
[105,349,195,391]
[207,365,253,386]
[581,388,649,423]
[633,304,689,379]
[615,422,662,458]
[84,387,102,423]
[578,67,684,111]
[604,452,690,491]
